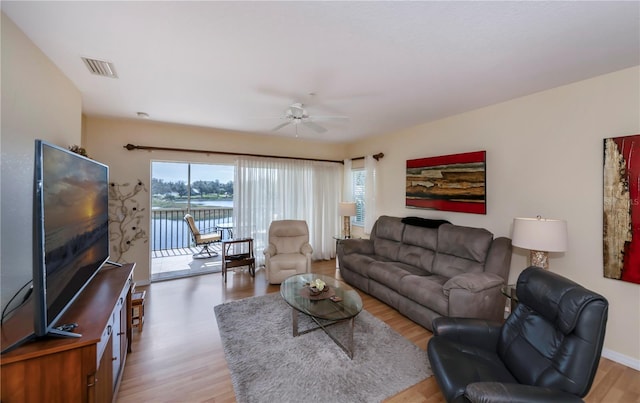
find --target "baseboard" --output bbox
[601,348,640,371]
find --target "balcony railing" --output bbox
[151,207,233,252]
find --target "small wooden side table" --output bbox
[132,290,146,331]
[222,238,255,283]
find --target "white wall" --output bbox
[84,116,347,285]
[0,13,82,309]
[347,66,640,367]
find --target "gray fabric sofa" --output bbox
[336,216,512,330]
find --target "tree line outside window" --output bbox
[151,177,233,199]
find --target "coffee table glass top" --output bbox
[280,273,363,321]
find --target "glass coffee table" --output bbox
[280,273,363,359]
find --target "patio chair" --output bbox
[184,214,222,258]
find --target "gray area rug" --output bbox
[214,293,432,403]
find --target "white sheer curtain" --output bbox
[234,156,342,265]
[364,155,378,234]
[343,158,352,202]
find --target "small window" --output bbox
[352,169,365,226]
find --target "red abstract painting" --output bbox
[603,134,640,284]
[406,151,486,214]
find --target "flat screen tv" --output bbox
[32,140,111,339]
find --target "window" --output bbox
[151,162,234,210]
[352,169,365,226]
[150,160,234,255]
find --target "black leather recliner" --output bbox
[427,266,608,403]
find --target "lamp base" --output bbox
[342,216,351,239]
[530,250,549,270]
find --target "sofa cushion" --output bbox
[402,224,439,250]
[374,216,405,241]
[432,224,493,278]
[341,253,378,278]
[397,225,438,272]
[373,238,402,261]
[399,274,450,316]
[372,216,404,260]
[397,244,435,274]
[368,261,426,293]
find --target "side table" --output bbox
[501,284,518,317]
[222,238,255,283]
[216,222,234,239]
[333,235,351,268]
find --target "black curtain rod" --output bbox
[351,154,384,161]
[123,144,384,164]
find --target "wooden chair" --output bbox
[131,290,146,331]
[184,214,222,258]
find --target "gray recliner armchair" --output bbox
[427,266,608,403]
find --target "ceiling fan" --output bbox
[271,103,347,135]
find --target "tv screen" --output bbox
[33,140,110,337]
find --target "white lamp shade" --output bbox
[512,217,568,252]
[339,202,357,216]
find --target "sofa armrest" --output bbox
[339,238,374,255]
[300,242,313,255]
[443,272,507,322]
[465,382,584,403]
[442,272,504,296]
[484,237,512,281]
[432,317,502,351]
[264,243,276,257]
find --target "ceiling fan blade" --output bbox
[272,121,292,131]
[303,120,327,134]
[312,116,350,123]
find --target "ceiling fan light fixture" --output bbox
[271,101,346,135]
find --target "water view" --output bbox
[151,161,235,251]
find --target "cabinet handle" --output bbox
[112,356,118,361]
[107,325,112,335]
[120,296,124,305]
[117,331,125,336]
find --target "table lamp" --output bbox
[512,216,568,270]
[339,202,357,238]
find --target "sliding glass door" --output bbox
[150,161,234,280]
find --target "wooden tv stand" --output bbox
[1,263,135,403]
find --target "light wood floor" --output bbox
[117,260,640,403]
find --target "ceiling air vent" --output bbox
[81,57,118,78]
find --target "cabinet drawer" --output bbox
[96,308,115,363]
[96,281,129,363]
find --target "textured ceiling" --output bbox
[2,1,639,142]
